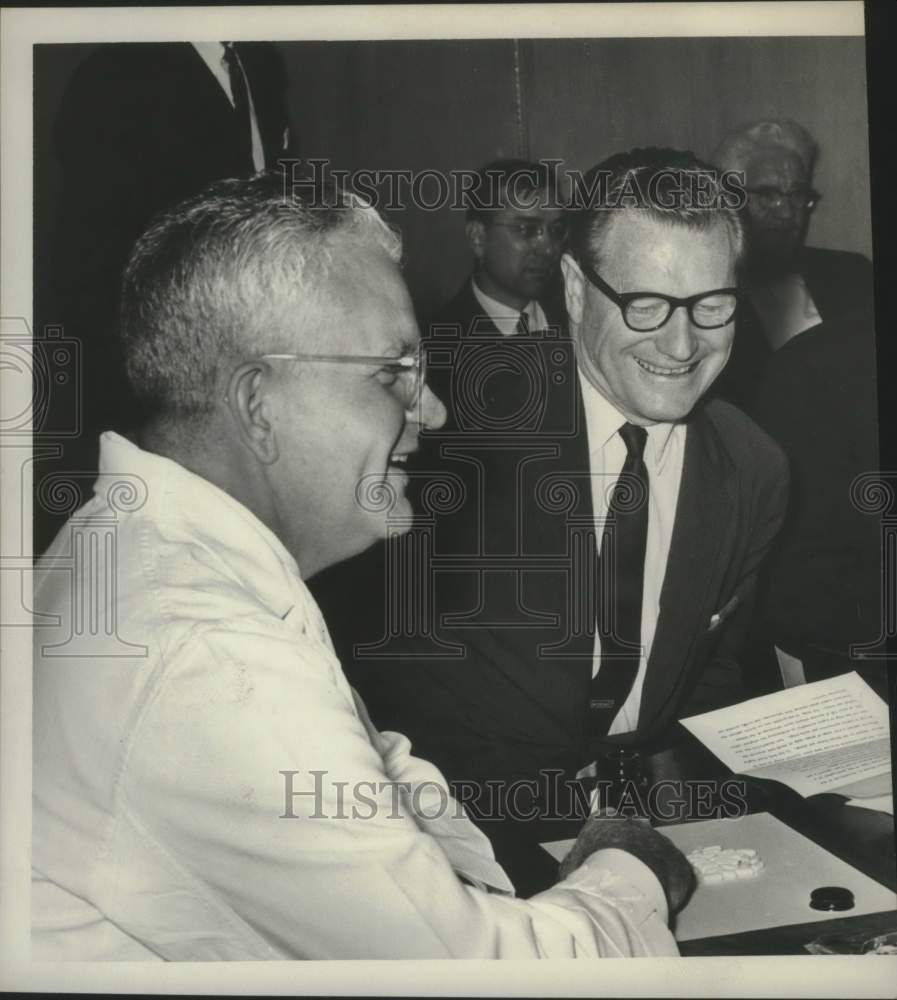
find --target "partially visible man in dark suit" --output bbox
[749,303,885,699]
[35,42,293,552]
[315,150,788,892]
[711,119,874,407]
[429,158,568,345]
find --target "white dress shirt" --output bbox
[471,278,548,336]
[577,369,687,735]
[191,41,266,172]
[31,432,677,960]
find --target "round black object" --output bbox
[809,886,855,911]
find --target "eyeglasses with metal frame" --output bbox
[745,185,820,211]
[260,347,426,409]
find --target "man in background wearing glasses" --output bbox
[32,173,697,960]
[450,157,568,339]
[713,121,882,701]
[711,119,874,406]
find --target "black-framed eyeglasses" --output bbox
[745,185,820,211]
[260,347,426,409]
[579,259,740,333]
[488,219,569,243]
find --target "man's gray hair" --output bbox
[121,172,402,422]
[713,119,819,176]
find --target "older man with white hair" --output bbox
[32,173,693,961]
[711,118,873,404]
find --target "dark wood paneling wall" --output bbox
[285,39,523,314]
[283,35,871,316]
[36,36,871,319]
[523,37,869,254]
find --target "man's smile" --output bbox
[634,357,701,378]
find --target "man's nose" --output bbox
[415,382,447,431]
[769,193,797,220]
[655,306,699,361]
[531,226,563,251]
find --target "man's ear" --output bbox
[225,361,279,465]
[465,220,486,260]
[560,252,585,326]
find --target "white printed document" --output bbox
[680,672,892,798]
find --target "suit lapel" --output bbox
[183,44,257,173]
[183,43,241,118]
[637,406,736,733]
[459,283,502,338]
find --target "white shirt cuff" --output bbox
[571,847,670,924]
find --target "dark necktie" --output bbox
[589,422,649,741]
[222,42,253,170]
[515,310,530,336]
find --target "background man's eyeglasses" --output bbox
[488,219,569,243]
[579,259,740,333]
[261,349,426,409]
[745,185,820,211]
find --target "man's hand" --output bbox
[559,816,695,913]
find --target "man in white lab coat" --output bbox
[32,173,692,960]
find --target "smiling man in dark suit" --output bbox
[317,150,788,891]
[557,150,788,749]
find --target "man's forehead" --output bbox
[603,211,736,278]
[312,247,416,355]
[494,184,561,217]
[744,145,809,185]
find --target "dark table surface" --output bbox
[473,734,897,955]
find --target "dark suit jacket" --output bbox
[749,305,885,697]
[51,42,290,262]
[44,42,291,418]
[715,246,874,408]
[35,42,292,552]
[314,281,789,803]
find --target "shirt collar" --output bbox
[576,366,678,467]
[96,431,301,620]
[191,43,235,107]
[191,41,226,63]
[471,278,538,337]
